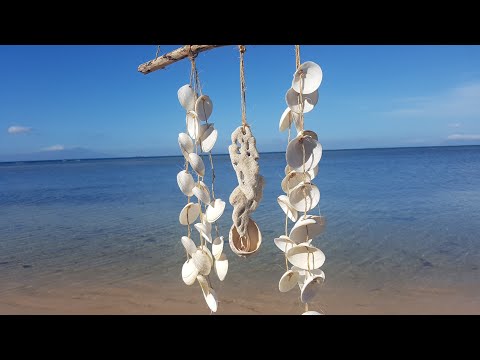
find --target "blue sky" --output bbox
[1,45,480,160]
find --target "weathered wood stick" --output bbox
[137,45,226,75]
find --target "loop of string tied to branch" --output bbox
[238,45,248,133]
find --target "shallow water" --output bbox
[1,146,479,313]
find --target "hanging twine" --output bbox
[295,45,301,70]
[239,45,248,130]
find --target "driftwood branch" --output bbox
[138,45,226,75]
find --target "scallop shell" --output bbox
[273,235,296,253]
[186,111,201,140]
[292,61,323,94]
[194,222,212,244]
[192,181,211,204]
[277,195,298,222]
[192,248,212,275]
[281,171,311,194]
[177,84,196,112]
[205,198,226,223]
[229,218,262,257]
[179,202,201,225]
[195,95,213,122]
[279,107,300,132]
[199,124,218,152]
[302,311,323,315]
[286,133,322,172]
[214,253,228,281]
[197,275,218,313]
[212,236,224,260]
[178,133,194,160]
[177,170,195,197]
[278,269,300,293]
[188,153,205,177]
[181,259,199,286]
[289,215,326,243]
[285,88,319,114]
[300,271,326,303]
[180,236,197,256]
[288,182,320,212]
[286,244,325,270]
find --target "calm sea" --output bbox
[1,146,479,309]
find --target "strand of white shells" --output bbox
[275,61,326,315]
[177,84,228,313]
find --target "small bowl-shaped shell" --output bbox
[194,222,212,244]
[195,123,210,145]
[198,244,214,264]
[178,84,196,112]
[192,248,212,275]
[195,95,213,122]
[288,182,320,212]
[277,195,298,222]
[206,198,226,223]
[177,170,195,197]
[286,133,322,172]
[274,235,296,253]
[212,236,224,260]
[291,265,306,289]
[300,271,326,303]
[285,88,319,114]
[188,153,205,177]
[278,269,300,293]
[229,219,262,257]
[289,215,326,243]
[181,236,197,256]
[178,133,194,160]
[214,253,228,281]
[197,275,218,313]
[281,171,311,194]
[292,61,323,94]
[179,202,200,225]
[199,124,218,152]
[279,107,300,132]
[186,111,201,140]
[182,259,199,286]
[192,181,211,205]
[300,130,318,141]
[287,244,325,270]
[302,311,323,315]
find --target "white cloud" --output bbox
[41,145,65,151]
[7,125,31,134]
[447,134,480,141]
[448,123,461,128]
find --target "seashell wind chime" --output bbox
[176,52,228,313]
[274,45,327,315]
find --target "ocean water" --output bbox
[1,146,480,312]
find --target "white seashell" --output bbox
[206,198,226,223]
[278,269,300,293]
[181,236,197,255]
[300,271,326,303]
[300,130,318,141]
[194,222,212,244]
[199,124,218,152]
[197,275,218,313]
[291,61,323,94]
[179,202,201,225]
[273,235,296,253]
[286,244,325,270]
[186,111,201,139]
[192,248,212,275]
[195,95,213,121]
[277,195,298,222]
[188,153,205,177]
[195,123,210,145]
[198,244,214,264]
[212,236,224,260]
[178,133,194,160]
[286,164,319,178]
[285,88,319,114]
[279,107,300,132]
[181,259,199,286]
[281,171,311,194]
[286,133,322,172]
[289,215,326,243]
[214,253,228,281]
[288,182,320,212]
[302,310,323,315]
[192,181,211,204]
[177,84,196,112]
[229,219,262,257]
[177,170,195,197]
[291,266,306,289]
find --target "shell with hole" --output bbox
[273,235,296,253]
[182,259,199,286]
[199,123,218,152]
[197,275,218,313]
[288,182,320,212]
[212,236,224,260]
[281,171,311,194]
[286,244,325,270]
[278,269,300,293]
[177,170,195,197]
[178,133,194,160]
[214,253,228,281]
[192,248,213,276]
[195,95,213,121]
[188,153,205,177]
[229,218,262,257]
[277,195,298,222]
[177,84,196,112]
[286,133,322,172]
[291,61,323,95]
[285,88,319,114]
[179,202,201,225]
[186,111,201,140]
[192,181,211,205]
[181,236,197,256]
[279,107,301,132]
[206,198,226,223]
[289,215,326,243]
[300,271,325,303]
[194,221,212,244]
